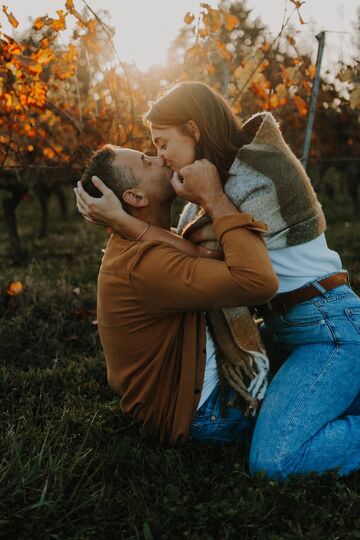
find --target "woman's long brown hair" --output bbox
[144,81,251,182]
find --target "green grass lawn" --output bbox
[1,192,360,539]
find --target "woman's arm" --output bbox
[74,177,220,259]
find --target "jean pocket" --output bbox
[345,308,360,336]
[279,303,325,328]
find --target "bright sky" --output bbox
[3,0,359,71]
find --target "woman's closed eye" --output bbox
[154,139,167,151]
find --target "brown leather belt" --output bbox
[257,271,349,316]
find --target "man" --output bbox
[75,144,278,446]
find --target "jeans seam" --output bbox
[277,344,341,469]
[318,308,339,345]
[345,309,360,337]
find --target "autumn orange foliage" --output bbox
[0,0,358,172]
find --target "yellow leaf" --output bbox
[269,93,279,109]
[306,64,316,79]
[2,6,19,28]
[51,10,66,32]
[65,0,75,10]
[4,92,12,108]
[234,64,253,92]
[339,67,353,83]
[87,19,97,33]
[33,17,47,31]
[283,66,302,85]
[184,12,195,25]
[34,48,55,65]
[28,63,43,76]
[290,0,305,8]
[223,12,239,32]
[275,83,287,104]
[40,38,50,48]
[287,35,296,47]
[293,95,308,116]
[6,280,23,296]
[349,86,360,110]
[43,147,56,159]
[215,40,232,62]
[199,27,208,38]
[201,4,222,33]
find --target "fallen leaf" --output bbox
[6,281,23,296]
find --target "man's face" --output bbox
[113,148,174,204]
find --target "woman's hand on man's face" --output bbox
[74,176,124,228]
[171,159,223,206]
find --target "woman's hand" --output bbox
[74,176,125,229]
[171,159,223,207]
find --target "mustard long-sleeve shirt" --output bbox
[97,213,278,445]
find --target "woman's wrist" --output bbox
[108,208,131,234]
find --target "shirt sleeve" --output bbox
[129,213,278,315]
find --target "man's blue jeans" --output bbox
[188,383,254,447]
[250,283,360,479]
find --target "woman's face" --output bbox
[150,125,196,173]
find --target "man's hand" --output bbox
[74,176,125,228]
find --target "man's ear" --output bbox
[186,120,201,143]
[122,188,148,208]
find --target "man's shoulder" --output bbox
[100,234,143,275]
[101,234,171,276]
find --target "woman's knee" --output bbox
[249,444,286,479]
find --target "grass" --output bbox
[0,190,360,539]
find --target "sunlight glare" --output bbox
[113,0,217,71]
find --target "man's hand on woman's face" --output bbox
[74,176,124,228]
[171,159,223,206]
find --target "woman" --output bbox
[76,82,360,479]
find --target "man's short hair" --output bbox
[81,144,137,200]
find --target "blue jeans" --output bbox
[188,383,254,447]
[249,282,360,479]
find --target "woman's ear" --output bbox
[122,189,148,209]
[186,120,201,143]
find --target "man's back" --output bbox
[97,233,206,445]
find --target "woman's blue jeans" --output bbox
[249,282,360,479]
